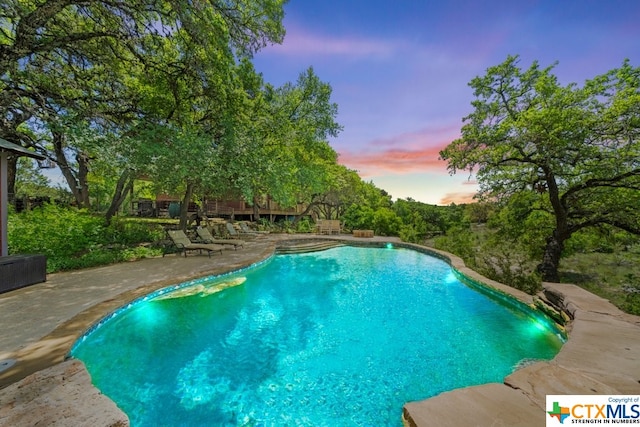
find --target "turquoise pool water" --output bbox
[71,246,564,426]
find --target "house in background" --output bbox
[132,194,308,222]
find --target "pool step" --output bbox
[276,240,343,254]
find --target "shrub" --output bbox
[372,207,403,236]
[433,225,478,268]
[399,224,423,244]
[621,274,640,316]
[294,217,314,233]
[342,205,375,231]
[476,249,542,295]
[8,204,164,272]
[8,204,102,258]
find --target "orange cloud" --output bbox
[439,191,477,205]
[337,124,462,176]
[339,146,446,176]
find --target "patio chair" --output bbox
[166,229,224,257]
[195,226,244,250]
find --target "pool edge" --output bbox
[2,235,639,427]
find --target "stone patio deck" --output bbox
[0,234,638,426]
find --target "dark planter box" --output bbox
[0,255,47,294]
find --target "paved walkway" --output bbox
[0,234,638,427]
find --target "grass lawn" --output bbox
[560,248,640,315]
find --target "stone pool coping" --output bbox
[399,243,640,426]
[0,234,638,426]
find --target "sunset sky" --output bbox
[252,0,640,205]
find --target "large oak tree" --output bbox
[0,0,286,206]
[440,56,640,281]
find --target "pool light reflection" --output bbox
[444,271,458,284]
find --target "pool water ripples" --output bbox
[71,246,564,426]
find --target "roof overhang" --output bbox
[0,138,46,160]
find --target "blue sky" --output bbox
[252,0,640,205]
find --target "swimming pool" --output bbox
[71,245,564,426]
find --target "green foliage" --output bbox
[475,247,542,295]
[440,55,640,281]
[8,205,164,272]
[294,217,315,233]
[486,193,554,259]
[342,205,375,231]
[434,223,543,295]
[271,217,315,234]
[342,205,404,237]
[1,0,287,219]
[361,182,393,210]
[432,221,640,311]
[399,223,424,244]
[621,274,640,316]
[564,227,640,256]
[14,157,53,198]
[564,229,608,255]
[392,198,457,239]
[372,208,403,236]
[433,225,478,267]
[464,202,495,224]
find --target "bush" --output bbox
[8,204,101,258]
[342,205,375,231]
[433,225,478,268]
[399,224,422,244]
[621,274,640,316]
[372,207,403,236]
[108,219,165,244]
[271,217,314,234]
[476,249,542,295]
[8,204,164,272]
[294,217,315,233]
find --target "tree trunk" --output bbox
[6,154,17,204]
[178,182,194,231]
[52,130,90,208]
[76,152,90,207]
[104,169,132,226]
[252,195,261,221]
[537,233,564,282]
[291,199,319,226]
[537,168,568,282]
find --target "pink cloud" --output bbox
[338,124,461,175]
[368,124,460,149]
[338,145,446,176]
[264,26,400,58]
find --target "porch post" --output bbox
[1,150,8,256]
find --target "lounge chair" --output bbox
[166,230,224,257]
[225,222,255,239]
[195,226,244,250]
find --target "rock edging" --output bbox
[0,359,128,426]
[403,281,640,427]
